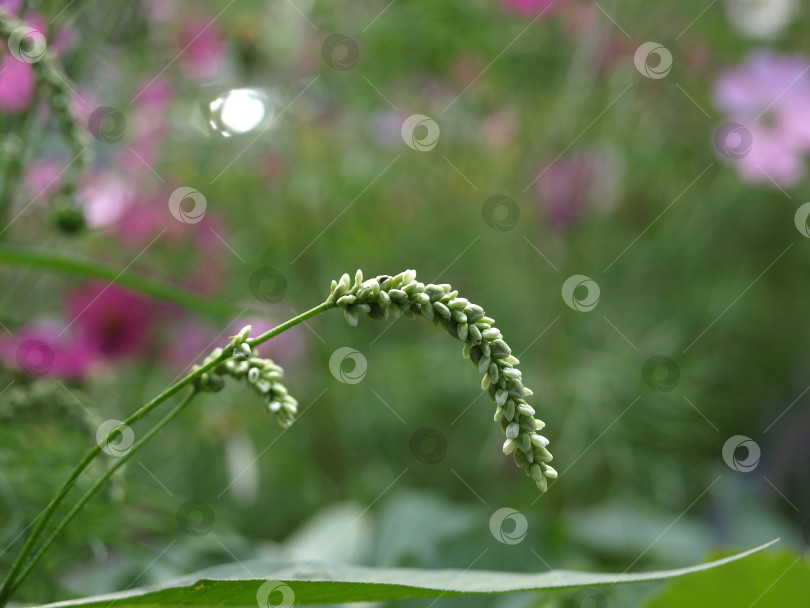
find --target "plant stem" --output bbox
[0,299,334,606]
[3,389,199,600]
[0,352,227,606]
[0,246,240,319]
[247,300,335,348]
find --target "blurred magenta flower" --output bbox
[0,0,24,13]
[535,148,619,228]
[0,11,51,112]
[0,321,97,379]
[713,50,810,188]
[501,0,555,17]
[65,283,154,358]
[0,54,35,112]
[177,14,226,79]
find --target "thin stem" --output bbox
[5,389,199,599]
[0,247,240,319]
[247,300,335,348]
[0,299,335,605]
[0,352,227,605]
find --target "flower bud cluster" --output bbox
[192,326,298,428]
[328,270,557,491]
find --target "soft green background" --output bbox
[1,1,808,607]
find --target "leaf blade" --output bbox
[39,539,779,607]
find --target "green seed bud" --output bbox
[457,323,469,341]
[478,356,491,374]
[517,403,535,417]
[482,328,501,341]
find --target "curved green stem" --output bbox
[0,300,334,606]
[0,352,227,606]
[0,246,241,318]
[248,300,335,347]
[4,389,199,599]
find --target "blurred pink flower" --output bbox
[501,0,556,17]
[114,199,169,248]
[0,321,97,379]
[0,54,35,112]
[483,110,516,149]
[713,50,810,187]
[24,159,63,201]
[0,0,24,13]
[0,12,50,113]
[79,173,134,228]
[118,77,173,178]
[163,315,307,371]
[536,149,618,228]
[177,14,226,80]
[65,283,154,358]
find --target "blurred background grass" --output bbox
[1,0,809,606]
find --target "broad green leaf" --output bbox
[642,547,810,608]
[40,540,777,607]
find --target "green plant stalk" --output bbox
[0,99,37,230]
[0,247,239,318]
[247,300,335,347]
[4,389,199,600]
[0,301,331,606]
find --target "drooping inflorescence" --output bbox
[192,326,298,428]
[327,269,557,492]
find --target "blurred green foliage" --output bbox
[1,0,809,606]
